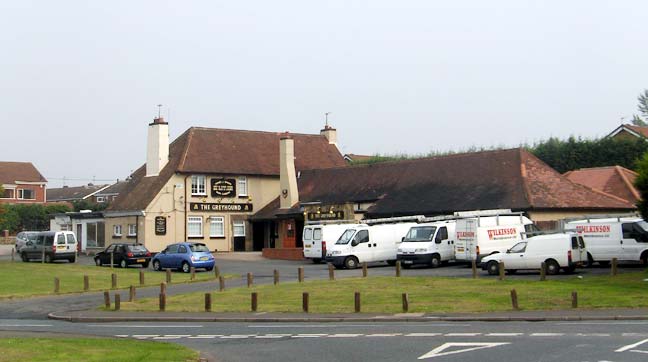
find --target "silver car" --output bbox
[15,231,39,252]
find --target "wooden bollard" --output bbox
[247,273,253,288]
[298,267,304,283]
[328,263,335,281]
[111,273,117,289]
[498,262,506,281]
[219,276,225,291]
[114,294,121,311]
[302,292,309,313]
[103,291,110,308]
[83,275,89,291]
[354,292,361,313]
[11,247,14,262]
[273,269,279,285]
[571,291,578,308]
[160,282,166,295]
[205,293,212,312]
[166,269,172,283]
[471,260,477,279]
[362,263,368,277]
[159,293,166,311]
[396,261,401,277]
[214,265,220,278]
[402,293,409,312]
[129,286,136,302]
[251,292,258,312]
[190,267,196,281]
[510,289,519,310]
[139,270,145,285]
[611,258,618,276]
[540,262,546,281]
[54,277,60,293]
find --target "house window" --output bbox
[18,189,35,200]
[191,175,206,195]
[238,176,248,197]
[233,220,246,237]
[210,216,225,237]
[127,224,137,236]
[96,196,106,203]
[1,188,14,199]
[113,225,122,236]
[188,216,203,237]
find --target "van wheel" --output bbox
[21,253,29,262]
[181,262,191,273]
[68,256,76,263]
[312,258,321,264]
[153,260,161,271]
[44,254,53,263]
[95,258,102,267]
[545,259,560,275]
[387,260,397,266]
[487,261,499,275]
[344,256,359,269]
[429,254,441,268]
[120,259,127,268]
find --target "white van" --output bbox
[397,221,456,268]
[325,222,416,269]
[564,217,648,265]
[455,215,534,262]
[481,233,587,275]
[20,231,78,263]
[302,224,361,263]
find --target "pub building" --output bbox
[103,117,345,253]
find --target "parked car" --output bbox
[20,231,77,263]
[397,221,456,268]
[303,223,361,264]
[94,243,152,268]
[151,242,215,273]
[15,231,39,253]
[481,233,587,275]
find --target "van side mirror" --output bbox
[351,240,359,247]
[401,237,405,242]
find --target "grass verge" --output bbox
[0,338,199,362]
[117,271,648,313]
[0,261,234,299]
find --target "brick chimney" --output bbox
[146,117,169,177]
[279,135,299,209]
[320,124,338,149]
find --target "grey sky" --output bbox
[2,1,647,187]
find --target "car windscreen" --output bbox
[336,229,356,245]
[190,244,210,252]
[404,226,437,242]
[128,245,148,252]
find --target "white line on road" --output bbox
[366,333,403,337]
[188,335,223,339]
[445,333,481,337]
[405,333,442,337]
[328,334,363,338]
[221,335,253,339]
[630,349,648,354]
[615,338,648,352]
[485,333,524,337]
[530,333,565,337]
[132,335,160,338]
[292,334,328,338]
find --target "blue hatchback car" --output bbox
[152,242,215,273]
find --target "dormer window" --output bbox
[191,175,206,196]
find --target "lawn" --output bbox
[117,271,648,313]
[0,338,199,362]
[0,261,230,299]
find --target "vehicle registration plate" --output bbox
[200,256,208,261]
[57,246,65,250]
[304,245,311,248]
[402,260,413,264]
[456,247,464,252]
[136,259,145,262]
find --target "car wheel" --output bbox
[68,256,76,263]
[429,254,441,268]
[545,259,560,275]
[487,261,499,275]
[95,258,102,267]
[21,252,29,262]
[120,259,127,268]
[142,262,150,268]
[181,261,191,273]
[153,260,161,271]
[312,258,321,264]
[44,254,53,263]
[206,267,213,271]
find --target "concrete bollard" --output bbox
[362,263,368,278]
[190,267,196,281]
[214,265,220,279]
[83,275,89,291]
[247,273,253,288]
[110,252,114,269]
[41,246,45,264]
[251,292,258,312]
[571,291,578,308]
[114,294,121,311]
[402,293,409,312]
[219,276,225,291]
[471,260,477,279]
[111,273,117,289]
[396,261,401,277]
[273,269,279,285]
[129,286,136,302]
[298,267,304,283]
[354,292,361,313]
[611,258,618,276]
[205,293,212,312]
[139,270,145,286]
[510,289,519,310]
[540,262,546,281]
[54,277,60,294]
[103,291,110,308]
[499,262,506,281]
[160,282,167,295]
[328,263,335,281]
[159,293,166,311]
[166,269,172,283]
[302,292,309,313]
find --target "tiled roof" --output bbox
[344,154,374,162]
[0,161,47,184]
[564,166,640,204]
[624,124,648,138]
[94,181,129,196]
[47,184,108,202]
[108,127,346,211]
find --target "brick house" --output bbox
[0,161,47,204]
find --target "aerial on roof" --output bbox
[564,166,640,204]
[47,184,109,202]
[0,161,47,185]
[108,127,346,211]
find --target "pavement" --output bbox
[0,245,14,256]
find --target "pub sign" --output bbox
[307,210,345,221]
[155,216,167,235]
[211,178,236,197]
[190,202,253,212]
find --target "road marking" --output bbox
[328,334,363,338]
[292,334,328,338]
[615,338,648,352]
[405,333,442,337]
[366,333,403,337]
[445,333,481,337]
[630,350,648,354]
[485,333,523,337]
[530,333,564,337]
[0,324,53,327]
[188,335,222,339]
[221,335,253,339]
[153,335,191,340]
[255,334,290,339]
[574,333,611,337]
[115,335,129,338]
[559,322,648,325]
[87,324,203,328]
[247,324,470,328]
[418,342,510,359]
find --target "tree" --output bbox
[632,114,647,127]
[639,89,648,119]
[635,152,648,219]
[0,186,5,230]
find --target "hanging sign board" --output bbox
[211,178,236,197]
[155,216,167,235]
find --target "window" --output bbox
[303,228,313,241]
[128,224,137,236]
[166,244,179,253]
[190,243,210,252]
[209,217,225,237]
[233,220,246,237]
[18,189,35,200]
[191,175,206,195]
[238,176,248,197]
[57,234,66,245]
[509,242,527,253]
[66,234,76,244]
[96,196,106,203]
[353,230,369,244]
[105,244,116,253]
[1,188,14,199]
[435,227,448,243]
[178,245,187,253]
[113,225,122,236]
[313,228,322,240]
[188,216,203,237]
[571,237,579,249]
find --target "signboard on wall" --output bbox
[155,216,167,235]
[190,202,253,212]
[211,178,236,197]
[307,210,345,221]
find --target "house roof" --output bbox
[564,166,640,204]
[0,161,47,185]
[607,124,648,139]
[108,127,346,211]
[256,148,634,219]
[343,154,374,163]
[94,181,129,196]
[47,184,109,202]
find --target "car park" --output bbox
[303,223,361,263]
[15,231,39,253]
[397,220,456,268]
[94,243,152,268]
[151,242,215,272]
[481,232,587,275]
[20,231,77,263]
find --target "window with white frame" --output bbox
[96,196,106,203]
[209,216,225,237]
[18,189,35,200]
[127,224,137,236]
[233,220,246,237]
[237,176,248,197]
[188,216,203,237]
[1,188,14,199]
[191,175,206,195]
[113,225,122,236]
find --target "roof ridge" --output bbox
[615,165,641,201]
[189,126,328,138]
[178,128,194,172]
[517,149,535,207]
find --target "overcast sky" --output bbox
[2,1,647,187]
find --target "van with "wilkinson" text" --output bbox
[454,214,534,262]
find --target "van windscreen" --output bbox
[404,226,437,242]
[336,229,356,245]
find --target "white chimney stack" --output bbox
[320,124,338,150]
[279,135,299,209]
[146,117,169,177]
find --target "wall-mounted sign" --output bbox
[190,202,253,212]
[307,210,345,221]
[211,178,236,197]
[155,216,167,235]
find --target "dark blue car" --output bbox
[152,242,215,273]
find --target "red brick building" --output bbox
[0,161,47,204]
